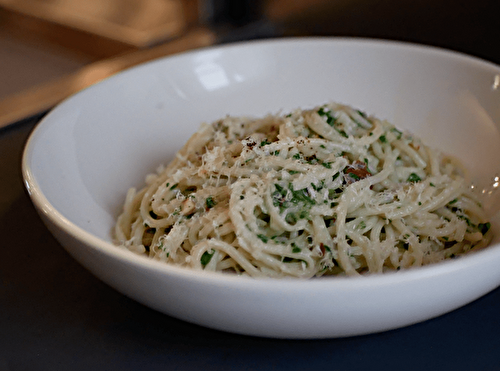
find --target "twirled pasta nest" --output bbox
[114,102,492,278]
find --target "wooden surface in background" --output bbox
[0,27,215,129]
[0,0,188,48]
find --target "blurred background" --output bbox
[1,0,499,127]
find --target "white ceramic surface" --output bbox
[22,38,500,338]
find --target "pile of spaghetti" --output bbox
[114,102,492,278]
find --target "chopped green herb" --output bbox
[390,128,403,140]
[448,198,458,205]
[337,129,348,138]
[407,173,421,183]
[169,183,178,190]
[257,234,269,243]
[285,213,297,224]
[348,173,361,181]
[260,139,271,147]
[274,183,286,196]
[458,214,473,226]
[379,135,387,143]
[292,153,301,160]
[356,110,367,118]
[288,184,316,205]
[205,196,216,209]
[479,222,491,235]
[201,249,215,266]
[317,107,337,126]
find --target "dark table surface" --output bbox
[3,2,500,370]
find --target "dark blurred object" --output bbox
[201,0,281,43]
[264,0,500,65]
[203,0,263,27]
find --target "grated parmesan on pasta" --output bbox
[114,102,492,278]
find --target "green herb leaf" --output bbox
[390,128,403,140]
[206,196,216,209]
[407,173,421,183]
[257,234,269,243]
[349,173,360,181]
[356,110,367,118]
[337,129,348,138]
[201,249,215,266]
[317,107,337,126]
[479,222,491,235]
[285,213,297,224]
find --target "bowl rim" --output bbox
[21,36,500,290]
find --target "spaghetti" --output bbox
[114,102,492,278]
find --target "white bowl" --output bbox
[22,38,500,338]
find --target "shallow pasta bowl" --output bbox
[22,38,500,338]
